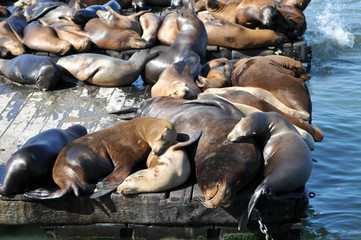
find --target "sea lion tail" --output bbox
[23,187,69,200]
[173,130,202,150]
[57,65,85,88]
[238,182,266,230]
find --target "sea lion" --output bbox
[151,54,202,99]
[0,125,87,196]
[0,54,80,90]
[232,55,312,121]
[71,0,121,25]
[204,0,293,30]
[197,92,316,150]
[116,97,262,208]
[0,11,26,57]
[132,0,184,11]
[274,3,306,40]
[83,18,147,50]
[24,117,177,199]
[204,19,287,49]
[37,4,75,25]
[52,16,91,52]
[96,6,146,34]
[139,12,161,46]
[199,89,323,142]
[228,112,312,228]
[23,20,72,55]
[118,130,202,194]
[23,1,65,22]
[143,0,208,84]
[196,58,233,90]
[157,12,178,46]
[157,12,286,49]
[57,49,159,87]
[205,86,310,121]
[273,0,311,11]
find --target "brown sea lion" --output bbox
[57,49,159,87]
[52,16,91,52]
[24,117,177,199]
[0,54,80,90]
[204,0,293,30]
[157,11,286,49]
[84,18,147,50]
[117,130,202,194]
[0,11,26,57]
[200,88,323,142]
[139,12,161,46]
[37,4,75,25]
[228,112,312,228]
[196,58,233,90]
[0,125,87,196]
[23,20,72,55]
[143,0,208,84]
[96,6,146,34]
[157,12,178,46]
[232,55,312,120]
[273,0,311,11]
[151,54,202,99]
[115,97,262,208]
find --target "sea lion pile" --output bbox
[0,0,320,229]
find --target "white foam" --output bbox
[316,2,354,48]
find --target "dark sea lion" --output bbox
[228,112,312,228]
[0,125,87,196]
[196,57,233,90]
[57,49,159,86]
[52,16,91,52]
[23,1,67,22]
[132,0,184,11]
[117,130,202,194]
[24,117,177,199]
[71,0,120,25]
[23,20,72,55]
[143,0,208,84]
[200,88,323,142]
[232,55,312,121]
[0,13,26,57]
[151,54,202,99]
[37,4,75,25]
[0,6,11,19]
[273,0,311,11]
[119,97,262,208]
[0,54,79,90]
[274,3,306,40]
[70,0,132,9]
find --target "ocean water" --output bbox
[301,0,361,239]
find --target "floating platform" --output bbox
[0,2,312,239]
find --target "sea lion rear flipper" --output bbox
[23,187,68,200]
[90,183,118,199]
[174,130,202,150]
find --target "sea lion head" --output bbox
[146,119,177,156]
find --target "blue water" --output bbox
[301,0,361,239]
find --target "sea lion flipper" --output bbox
[173,130,202,150]
[23,187,68,200]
